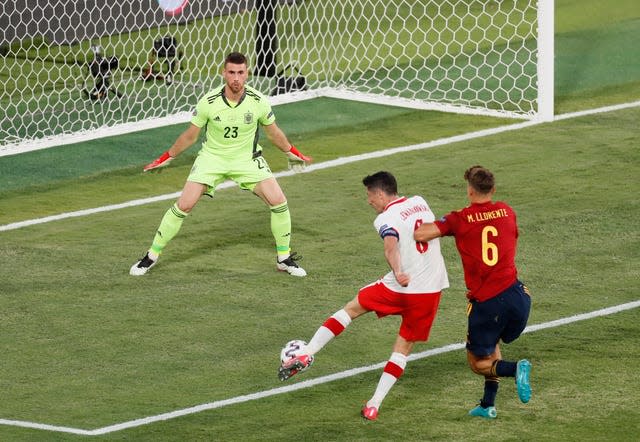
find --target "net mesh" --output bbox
[0,0,540,153]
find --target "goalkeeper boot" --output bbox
[276,252,307,277]
[361,404,379,421]
[515,359,532,403]
[129,252,158,276]
[468,405,497,419]
[278,354,312,381]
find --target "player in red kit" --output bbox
[415,165,531,419]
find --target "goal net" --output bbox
[0,0,553,156]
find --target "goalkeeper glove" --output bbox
[143,151,174,172]
[286,146,312,172]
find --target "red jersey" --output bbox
[435,201,518,302]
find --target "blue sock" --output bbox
[480,377,499,408]
[493,360,517,377]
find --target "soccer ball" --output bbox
[280,339,314,368]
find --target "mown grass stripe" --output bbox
[1,300,637,435]
[2,100,638,234]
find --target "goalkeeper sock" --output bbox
[305,309,352,355]
[368,352,408,409]
[270,202,292,259]
[480,376,500,408]
[149,203,189,256]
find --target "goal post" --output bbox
[537,0,555,122]
[0,0,554,157]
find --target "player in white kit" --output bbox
[279,171,449,421]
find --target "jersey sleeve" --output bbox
[512,207,519,239]
[258,99,276,126]
[434,210,460,236]
[374,214,399,240]
[190,96,209,128]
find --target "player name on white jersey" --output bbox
[399,204,430,221]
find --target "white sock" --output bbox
[367,352,408,409]
[306,309,352,355]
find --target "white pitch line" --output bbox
[2,99,640,233]
[1,100,639,434]
[0,122,531,233]
[0,419,93,436]
[553,100,640,121]
[1,300,638,435]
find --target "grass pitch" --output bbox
[0,1,639,440]
[0,104,638,440]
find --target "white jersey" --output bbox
[373,196,449,294]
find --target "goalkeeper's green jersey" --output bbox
[191,85,275,160]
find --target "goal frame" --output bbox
[0,0,554,157]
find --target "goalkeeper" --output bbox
[130,52,311,277]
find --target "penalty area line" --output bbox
[1,300,638,435]
[2,99,640,233]
[0,121,532,233]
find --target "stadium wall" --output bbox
[0,0,251,45]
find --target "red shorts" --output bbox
[358,281,441,342]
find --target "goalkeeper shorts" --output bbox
[187,149,274,197]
